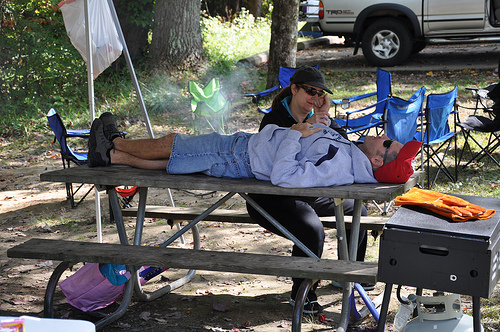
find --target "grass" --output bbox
[318,68,500,199]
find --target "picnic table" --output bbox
[30,165,420,331]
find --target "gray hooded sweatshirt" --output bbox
[247,124,377,188]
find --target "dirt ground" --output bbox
[2,42,500,331]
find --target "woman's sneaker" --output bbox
[99,112,122,142]
[88,119,113,167]
[289,298,323,315]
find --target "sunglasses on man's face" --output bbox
[382,139,394,165]
[296,84,326,97]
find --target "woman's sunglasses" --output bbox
[382,139,394,165]
[296,84,326,97]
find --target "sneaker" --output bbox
[331,280,343,289]
[88,118,114,167]
[361,283,376,291]
[289,298,323,315]
[99,112,122,142]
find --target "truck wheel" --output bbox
[411,41,427,55]
[361,19,413,67]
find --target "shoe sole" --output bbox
[99,112,121,141]
[88,119,109,167]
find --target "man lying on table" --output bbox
[89,112,421,186]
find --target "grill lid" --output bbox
[386,194,500,241]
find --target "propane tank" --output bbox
[404,292,483,332]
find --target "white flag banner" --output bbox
[59,0,123,79]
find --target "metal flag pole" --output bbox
[105,0,178,218]
[84,0,103,243]
[106,0,154,139]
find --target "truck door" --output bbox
[425,0,485,33]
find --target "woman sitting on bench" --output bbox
[88,112,421,187]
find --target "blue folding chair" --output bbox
[245,65,319,114]
[333,68,392,137]
[384,86,426,144]
[369,87,425,214]
[422,87,458,189]
[47,109,92,208]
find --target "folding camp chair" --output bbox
[384,86,426,144]
[421,87,458,189]
[244,65,319,114]
[333,68,392,138]
[47,109,93,208]
[189,78,231,135]
[457,84,500,169]
[371,87,425,214]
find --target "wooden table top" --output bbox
[40,165,421,201]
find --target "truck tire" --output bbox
[411,41,427,54]
[361,18,413,67]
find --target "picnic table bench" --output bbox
[7,238,378,330]
[8,165,420,331]
[120,206,390,231]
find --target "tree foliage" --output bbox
[1,0,87,115]
[0,0,273,135]
[113,0,154,68]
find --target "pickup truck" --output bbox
[312,0,500,66]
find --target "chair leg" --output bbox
[427,141,456,189]
[460,130,500,168]
[67,183,94,208]
[65,182,75,208]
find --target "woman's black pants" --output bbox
[246,194,368,301]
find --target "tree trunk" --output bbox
[266,0,299,88]
[150,0,203,71]
[226,0,240,17]
[247,0,262,18]
[112,0,153,69]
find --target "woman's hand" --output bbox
[291,123,321,137]
[307,94,331,126]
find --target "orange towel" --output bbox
[395,187,495,222]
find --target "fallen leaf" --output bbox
[139,311,151,321]
[196,288,214,295]
[277,320,291,328]
[36,260,53,267]
[212,303,230,312]
[10,297,29,305]
[164,311,182,319]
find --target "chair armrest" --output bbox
[346,119,387,135]
[245,85,280,104]
[65,129,90,138]
[331,91,377,106]
[345,98,388,116]
[65,129,127,139]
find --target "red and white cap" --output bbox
[374,140,422,183]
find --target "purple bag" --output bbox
[59,263,126,312]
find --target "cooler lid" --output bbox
[386,194,500,241]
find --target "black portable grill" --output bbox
[378,194,500,298]
[376,194,500,332]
